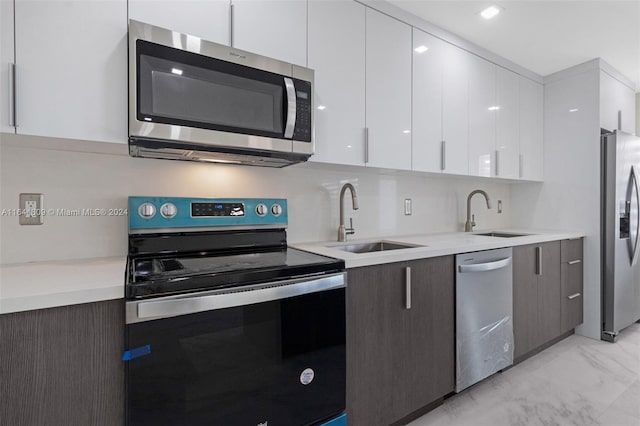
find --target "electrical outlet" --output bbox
[19,193,44,225]
[404,198,412,215]
[498,200,503,214]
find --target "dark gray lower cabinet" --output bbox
[0,300,124,426]
[513,241,562,359]
[347,256,455,426]
[561,239,584,333]
[513,239,582,360]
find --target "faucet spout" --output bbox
[465,190,491,232]
[338,183,359,242]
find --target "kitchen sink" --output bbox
[329,241,423,254]
[474,232,532,238]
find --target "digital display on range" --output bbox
[192,202,245,217]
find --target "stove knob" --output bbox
[271,204,283,217]
[256,203,268,217]
[138,202,156,219]
[160,203,177,219]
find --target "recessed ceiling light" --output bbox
[414,45,429,54]
[317,105,326,110]
[481,5,501,20]
[488,106,500,111]
[569,108,579,112]
[171,68,183,75]
[403,130,411,134]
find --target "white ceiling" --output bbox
[389,0,640,88]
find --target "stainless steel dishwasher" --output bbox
[456,247,514,392]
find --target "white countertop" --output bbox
[294,229,586,268]
[0,229,585,314]
[0,257,125,314]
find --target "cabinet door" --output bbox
[600,71,637,134]
[0,0,14,133]
[519,77,543,181]
[495,67,519,179]
[468,55,496,177]
[308,0,366,166]
[129,0,230,44]
[15,0,127,143]
[231,0,306,66]
[347,265,395,426]
[0,301,124,425]
[561,239,584,332]
[513,244,539,359]
[393,257,455,419]
[412,28,443,173]
[537,241,562,345]
[365,8,412,170]
[442,43,470,176]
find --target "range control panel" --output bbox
[129,197,287,232]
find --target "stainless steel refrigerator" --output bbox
[601,130,640,342]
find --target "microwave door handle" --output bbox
[284,77,296,139]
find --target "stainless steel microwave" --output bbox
[128,20,314,167]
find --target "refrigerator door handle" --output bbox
[629,166,640,265]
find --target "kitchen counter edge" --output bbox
[0,257,125,315]
[293,230,586,269]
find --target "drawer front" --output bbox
[561,260,584,332]
[561,238,583,263]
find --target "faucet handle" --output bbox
[346,217,355,235]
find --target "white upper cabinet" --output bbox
[600,71,636,134]
[412,28,444,173]
[365,8,412,170]
[468,55,496,177]
[519,77,543,181]
[231,0,307,67]
[495,67,520,179]
[14,0,127,143]
[128,0,230,44]
[441,42,470,175]
[1,0,14,133]
[308,0,366,166]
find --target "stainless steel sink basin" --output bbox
[330,241,423,254]
[474,232,532,238]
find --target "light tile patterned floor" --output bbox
[409,323,640,426]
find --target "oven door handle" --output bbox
[128,272,345,323]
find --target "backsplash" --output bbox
[0,134,512,264]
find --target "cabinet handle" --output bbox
[229,3,235,47]
[536,246,542,276]
[568,260,582,265]
[405,266,411,310]
[441,140,446,171]
[495,150,500,177]
[568,292,581,300]
[618,110,622,131]
[519,154,524,179]
[364,127,369,164]
[8,62,15,127]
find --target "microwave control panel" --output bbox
[293,79,312,142]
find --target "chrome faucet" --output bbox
[465,190,492,232]
[338,183,359,242]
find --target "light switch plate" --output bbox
[404,198,412,215]
[19,193,44,225]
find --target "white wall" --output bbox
[512,68,601,339]
[0,133,512,265]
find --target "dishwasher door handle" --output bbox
[458,257,512,273]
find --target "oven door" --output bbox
[129,20,313,156]
[124,273,346,426]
